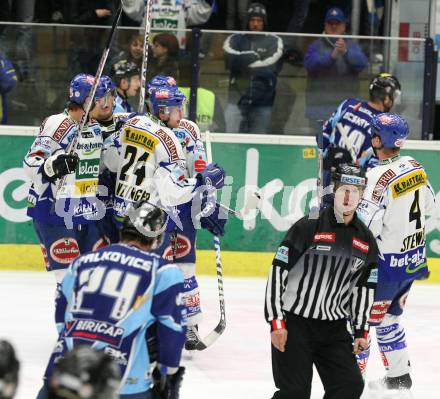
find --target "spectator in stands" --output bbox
[287,0,311,33]
[226,0,250,30]
[110,33,144,72]
[147,33,180,81]
[0,51,18,124]
[304,7,368,124]
[63,1,115,25]
[64,1,116,74]
[223,3,283,134]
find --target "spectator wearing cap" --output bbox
[223,2,283,134]
[304,7,368,125]
[110,60,141,113]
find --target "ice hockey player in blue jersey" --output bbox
[23,74,114,283]
[36,202,187,399]
[110,60,141,113]
[319,73,401,207]
[146,75,228,350]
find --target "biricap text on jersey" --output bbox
[42,243,186,396]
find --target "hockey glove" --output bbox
[200,202,228,236]
[196,163,225,190]
[323,147,353,171]
[42,153,79,181]
[151,366,186,399]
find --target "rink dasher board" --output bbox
[2,125,440,149]
[1,127,440,282]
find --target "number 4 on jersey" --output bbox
[409,189,422,229]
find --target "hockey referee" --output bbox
[265,164,378,399]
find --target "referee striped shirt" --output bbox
[265,207,378,337]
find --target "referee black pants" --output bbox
[271,314,364,399]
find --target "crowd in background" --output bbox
[0,0,391,132]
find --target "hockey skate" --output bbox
[184,325,201,351]
[368,374,413,399]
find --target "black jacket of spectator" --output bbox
[64,0,116,25]
[223,32,283,107]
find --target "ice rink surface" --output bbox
[1,271,439,399]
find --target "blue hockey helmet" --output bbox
[98,75,117,98]
[68,73,96,106]
[146,75,177,95]
[371,113,409,148]
[149,86,186,116]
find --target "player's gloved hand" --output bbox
[196,163,225,190]
[42,153,79,181]
[323,147,353,171]
[151,366,185,399]
[200,202,228,236]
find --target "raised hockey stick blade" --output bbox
[194,130,226,350]
[54,4,123,198]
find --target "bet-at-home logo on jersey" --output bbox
[76,159,100,180]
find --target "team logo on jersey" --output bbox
[313,232,336,243]
[74,179,99,197]
[50,238,80,264]
[352,237,369,253]
[372,169,396,203]
[391,170,427,198]
[155,129,179,162]
[66,319,125,347]
[367,268,378,283]
[53,118,75,142]
[104,347,128,366]
[76,159,100,179]
[275,246,289,263]
[163,234,191,261]
[179,120,199,141]
[123,128,158,152]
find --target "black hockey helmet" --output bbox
[110,60,140,83]
[369,73,401,103]
[331,164,367,190]
[121,202,167,249]
[0,340,19,399]
[47,346,120,399]
[247,2,267,26]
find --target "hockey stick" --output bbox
[194,130,226,350]
[54,4,123,199]
[137,0,153,113]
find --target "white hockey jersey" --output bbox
[23,111,103,225]
[357,155,436,282]
[102,114,195,222]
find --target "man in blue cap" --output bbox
[304,7,368,124]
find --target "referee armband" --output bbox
[271,319,286,331]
